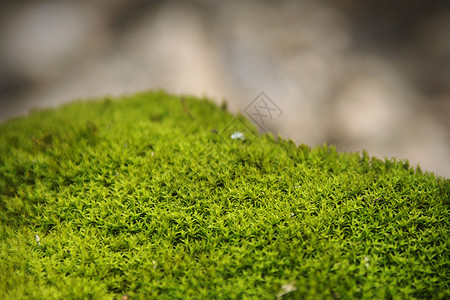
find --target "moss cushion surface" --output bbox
[0,91,449,299]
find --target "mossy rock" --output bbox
[0,90,448,299]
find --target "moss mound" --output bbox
[0,91,448,299]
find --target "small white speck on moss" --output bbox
[231,131,244,140]
[364,256,370,267]
[277,282,297,299]
[35,235,41,246]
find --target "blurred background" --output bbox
[0,0,449,177]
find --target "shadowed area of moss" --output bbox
[0,90,448,299]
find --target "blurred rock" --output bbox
[0,1,101,80]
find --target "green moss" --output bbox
[0,90,448,299]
